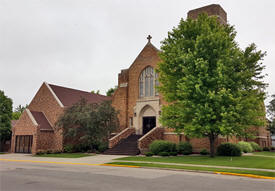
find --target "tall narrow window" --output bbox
[139,66,159,98]
[139,72,144,97]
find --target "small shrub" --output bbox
[249,142,261,152]
[169,151,178,156]
[158,151,169,157]
[64,144,73,153]
[263,147,270,151]
[237,141,253,153]
[177,142,192,155]
[98,142,108,153]
[149,140,177,155]
[145,152,154,157]
[73,143,90,152]
[271,146,275,151]
[217,143,242,156]
[200,149,209,155]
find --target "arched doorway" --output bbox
[139,105,156,135]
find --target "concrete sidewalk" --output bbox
[113,160,275,172]
[0,153,122,164]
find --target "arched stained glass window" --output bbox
[139,66,159,98]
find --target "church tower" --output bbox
[187,4,227,24]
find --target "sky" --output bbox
[0,0,274,110]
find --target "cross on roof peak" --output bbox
[147,35,152,43]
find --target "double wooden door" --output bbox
[15,135,33,153]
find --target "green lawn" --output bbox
[115,155,275,170]
[108,161,275,178]
[34,153,93,158]
[253,151,275,157]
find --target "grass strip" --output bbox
[108,162,275,178]
[252,151,275,157]
[114,155,275,170]
[34,153,93,158]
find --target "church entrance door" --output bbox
[142,117,156,135]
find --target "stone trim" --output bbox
[109,128,135,148]
[26,109,38,126]
[44,82,64,108]
[257,136,268,139]
[163,132,184,135]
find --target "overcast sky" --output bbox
[0,0,274,110]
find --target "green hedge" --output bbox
[249,142,262,152]
[177,142,193,155]
[217,143,241,156]
[200,148,209,155]
[237,141,253,153]
[149,140,177,155]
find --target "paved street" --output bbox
[0,154,275,191]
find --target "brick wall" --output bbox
[12,83,64,154]
[11,110,38,154]
[37,130,55,152]
[112,70,129,131]
[112,43,162,131]
[127,43,162,122]
[28,83,64,152]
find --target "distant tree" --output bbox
[12,104,28,120]
[106,86,118,96]
[158,14,267,157]
[91,90,100,94]
[267,94,275,134]
[0,90,13,145]
[56,99,119,150]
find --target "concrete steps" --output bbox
[104,134,142,155]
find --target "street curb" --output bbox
[215,171,275,180]
[108,162,275,180]
[100,164,140,168]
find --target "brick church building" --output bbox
[11,4,271,154]
[11,82,110,154]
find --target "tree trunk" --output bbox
[209,134,216,157]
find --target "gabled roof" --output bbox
[48,83,111,107]
[129,41,160,71]
[30,111,53,131]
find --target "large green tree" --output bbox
[158,14,266,157]
[56,99,119,150]
[0,90,13,146]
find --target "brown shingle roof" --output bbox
[49,84,111,107]
[30,111,53,130]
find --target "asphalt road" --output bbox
[0,159,275,191]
